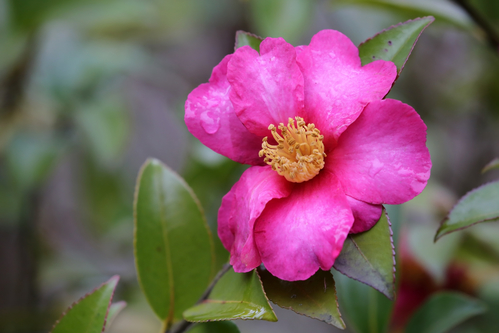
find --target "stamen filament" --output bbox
[259,117,326,183]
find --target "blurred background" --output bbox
[1,0,499,332]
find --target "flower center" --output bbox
[259,117,326,183]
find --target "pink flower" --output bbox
[185,30,431,281]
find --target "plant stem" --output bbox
[452,0,499,53]
[166,263,232,333]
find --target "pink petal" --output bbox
[227,38,305,137]
[185,55,263,165]
[218,166,293,272]
[295,45,306,55]
[346,195,383,234]
[296,30,397,147]
[331,99,431,205]
[254,169,354,281]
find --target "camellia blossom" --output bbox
[185,30,431,281]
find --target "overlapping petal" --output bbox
[185,55,263,165]
[218,166,293,272]
[331,99,431,205]
[346,196,383,234]
[254,170,354,281]
[297,30,397,147]
[228,38,305,137]
[187,29,431,282]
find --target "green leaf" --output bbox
[333,271,393,333]
[104,301,127,331]
[183,268,277,322]
[50,276,119,333]
[406,292,487,333]
[235,31,263,52]
[435,181,499,241]
[258,268,345,329]
[187,321,240,333]
[134,159,216,327]
[333,208,396,300]
[482,157,499,173]
[249,0,313,44]
[333,0,472,29]
[359,16,434,76]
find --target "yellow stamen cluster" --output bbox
[259,117,326,183]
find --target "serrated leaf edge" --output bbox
[359,16,434,78]
[258,268,346,329]
[435,180,499,241]
[333,209,396,300]
[234,30,263,51]
[49,275,119,333]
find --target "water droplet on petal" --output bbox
[200,110,221,134]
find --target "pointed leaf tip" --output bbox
[183,268,277,322]
[258,268,345,329]
[359,16,434,77]
[105,301,127,331]
[435,181,499,241]
[235,31,263,52]
[134,159,216,325]
[50,276,120,333]
[334,208,396,300]
[482,157,499,174]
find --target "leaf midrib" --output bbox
[156,168,176,325]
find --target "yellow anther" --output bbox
[258,117,326,183]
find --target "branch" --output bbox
[166,263,232,333]
[452,0,499,53]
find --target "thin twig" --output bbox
[452,0,499,53]
[166,263,232,333]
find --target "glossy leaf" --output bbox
[235,31,263,52]
[187,321,240,333]
[183,268,277,322]
[134,159,215,326]
[482,157,499,173]
[333,0,471,29]
[406,292,487,333]
[333,208,396,300]
[104,301,127,331]
[359,16,434,76]
[258,268,345,329]
[333,271,393,333]
[50,276,119,333]
[435,181,499,241]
